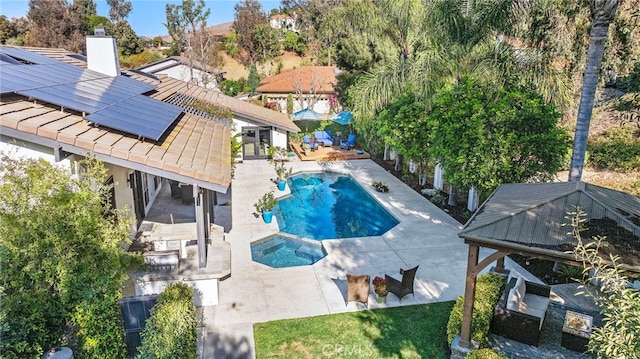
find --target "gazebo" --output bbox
[455,181,640,350]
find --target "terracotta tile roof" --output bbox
[256,66,338,94]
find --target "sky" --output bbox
[0,0,282,37]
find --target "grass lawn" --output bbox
[254,301,454,358]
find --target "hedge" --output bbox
[136,283,198,359]
[446,273,506,347]
[466,348,508,359]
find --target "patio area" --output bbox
[198,158,590,358]
[125,158,606,359]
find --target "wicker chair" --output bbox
[385,265,419,301]
[346,274,370,308]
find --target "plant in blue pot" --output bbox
[273,161,292,191]
[254,191,278,223]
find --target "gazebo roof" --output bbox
[459,181,640,271]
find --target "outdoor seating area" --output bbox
[290,142,371,161]
[491,276,551,346]
[386,265,419,301]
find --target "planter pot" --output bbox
[375,292,387,303]
[277,180,286,191]
[262,210,273,224]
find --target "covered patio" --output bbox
[454,181,640,355]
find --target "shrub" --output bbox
[137,283,198,359]
[447,273,506,346]
[465,348,508,359]
[587,126,640,172]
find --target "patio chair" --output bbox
[302,135,318,151]
[346,274,370,308]
[340,134,357,150]
[385,265,418,301]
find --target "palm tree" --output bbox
[568,0,619,181]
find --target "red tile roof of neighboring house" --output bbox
[256,66,337,95]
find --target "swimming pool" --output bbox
[274,172,399,240]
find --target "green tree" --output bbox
[106,0,132,22]
[137,283,198,359]
[569,210,640,358]
[284,30,306,56]
[286,93,294,114]
[376,93,432,176]
[246,64,260,92]
[27,0,85,53]
[253,23,280,64]
[568,0,620,181]
[233,0,268,65]
[224,30,239,57]
[0,155,137,358]
[112,20,142,56]
[165,0,219,85]
[71,0,97,33]
[426,76,570,196]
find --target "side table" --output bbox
[561,310,593,352]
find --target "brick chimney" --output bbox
[86,26,120,76]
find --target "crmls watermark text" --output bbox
[322,344,375,357]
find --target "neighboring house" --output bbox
[256,66,339,116]
[138,61,300,161]
[136,56,226,89]
[269,14,298,33]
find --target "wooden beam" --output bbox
[472,250,508,276]
[459,244,479,348]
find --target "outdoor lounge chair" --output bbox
[313,130,334,147]
[340,134,357,150]
[385,265,418,301]
[346,274,370,308]
[302,135,318,151]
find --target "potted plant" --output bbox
[372,181,389,193]
[254,191,278,223]
[273,161,292,191]
[372,276,388,303]
[302,143,311,156]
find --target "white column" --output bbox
[434,164,444,190]
[467,187,479,212]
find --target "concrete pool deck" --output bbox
[200,159,540,358]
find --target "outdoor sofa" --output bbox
[491,276,551,346]
[313,130,333,147]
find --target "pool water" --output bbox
[274,172,399,240]
[251,235,327,268]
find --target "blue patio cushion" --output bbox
[313,131,333,146]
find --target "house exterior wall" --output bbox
[233,118,289,152]
[144,62,218,89]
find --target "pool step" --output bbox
[295,243,326,262]
[258,238,287,256]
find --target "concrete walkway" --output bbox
[199,159,539,359]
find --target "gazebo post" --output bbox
[495,256,506,273]
[459,244,479,348]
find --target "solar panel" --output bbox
[86,95,183,141]
[0,46,181,140]
[0,47,59,64]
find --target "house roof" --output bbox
[459,181,640,271]
[24,46,299,133]
[256,66,338,94]
[1,46,231,192]
[136,56,225,77]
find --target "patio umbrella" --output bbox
[291,108,323,121]
[331,110,353,125]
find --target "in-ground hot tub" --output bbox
[251,234,327,268]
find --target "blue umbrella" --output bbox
[291,108,324,120]
[331,110,353,125]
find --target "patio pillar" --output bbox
[460,244,479,348]
[194,184,207,268]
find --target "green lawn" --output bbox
[254,301,454,359]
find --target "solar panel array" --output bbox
[0,47,183,141]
